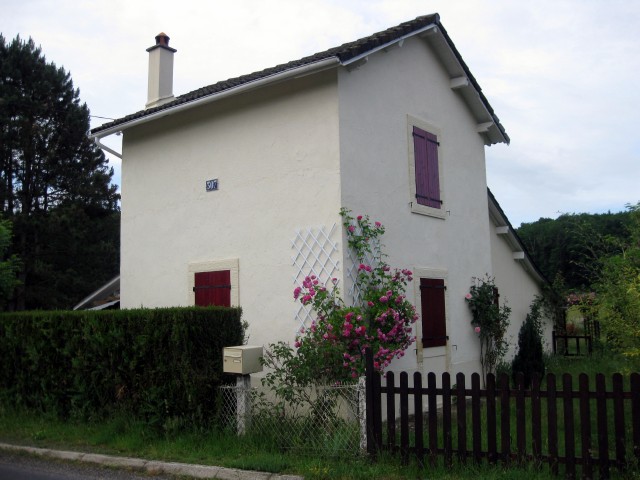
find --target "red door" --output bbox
[420,278,447,348]
[194,270,231,307]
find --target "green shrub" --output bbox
[0,307,244,430]
[511,298,546,388]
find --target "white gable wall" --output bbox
[337,36,493,378]
[120,70,342,348]
[489,218,551,358]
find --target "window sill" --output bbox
[410,202,446,219]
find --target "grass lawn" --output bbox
[0,349,638,479]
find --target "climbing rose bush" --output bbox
[465,276,511,384]
[263,209,418,387]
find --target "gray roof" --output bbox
[91,14,508,144]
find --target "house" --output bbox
[90,14,551,379]
[73,275,120,311]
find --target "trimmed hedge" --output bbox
[0,307,244,430]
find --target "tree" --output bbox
[517,211,632,291]
[0,218,20,307]
[0,35,119,310]
[593,202,640,359]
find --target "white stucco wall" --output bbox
[489,218,552,358]
[336,36,494,378]
[120,70,342,349]
[119,34,547,383]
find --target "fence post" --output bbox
[358,376,367,454]
[552,330,557,355]
[579,373,593,479]
[596,373,610,479]
[612,373,626,471]
[365,347,382,457]
[631,373,640,464]
[563,373,576,479]
[236,374,251,435]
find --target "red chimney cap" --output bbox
[155,32,170,46]
[147,32,177,53]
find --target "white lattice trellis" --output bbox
[291,224,340,330]
[345,237,381,306]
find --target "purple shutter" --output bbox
[413,126,441,209]
[420,278,447,348]
[194,270,231,307]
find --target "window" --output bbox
[407,116,445,218]
[188,258,239,306]
[419,277,447,348]
[194,270,231,307]
[413,126,441,209]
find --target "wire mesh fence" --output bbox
[219,380,365,455]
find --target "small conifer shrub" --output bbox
[511,298,546,388]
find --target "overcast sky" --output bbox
[3,0,639,226]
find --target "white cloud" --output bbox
[3,0,639,224]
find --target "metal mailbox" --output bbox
[223,345,263,375]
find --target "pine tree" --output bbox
[0,34,119,310]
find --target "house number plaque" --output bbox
[205,179,219,192]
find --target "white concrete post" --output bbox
[358,376,367,453]
[236,375,252,435]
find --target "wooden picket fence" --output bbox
[365,369,640,479]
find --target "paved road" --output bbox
[0,450,177,480]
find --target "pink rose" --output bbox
[293,287,302,299]
[348,225,355,233]
[357,215,363,221]
[474,326,481,334]
[375,221,381,227]
[465,293,472,300]
[380,295,389,303]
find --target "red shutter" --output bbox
[413,126,441,209]
[194,270,231,307]
[420,278,447,348]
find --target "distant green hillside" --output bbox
[516,210,633,291]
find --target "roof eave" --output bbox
[91,57,340,139]
[339,21,508,146]
[424,23,509,146]
[487,190,548,286]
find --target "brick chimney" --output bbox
[145,32,177,109]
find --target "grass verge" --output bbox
[0,351,638,479]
